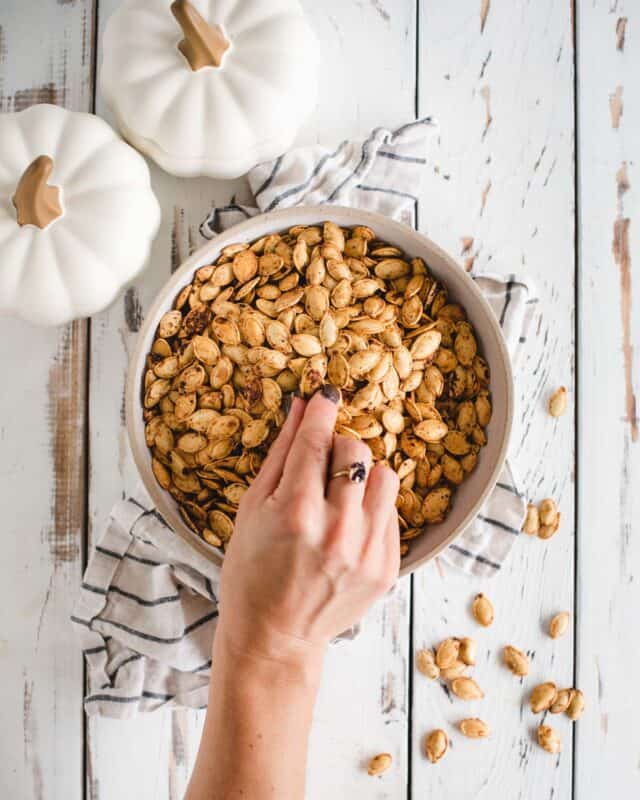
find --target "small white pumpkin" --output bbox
[101,0,319,179]
[0,104,160,326]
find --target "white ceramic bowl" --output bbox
[127,206,514,576]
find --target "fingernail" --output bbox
[318,383,341,405]
[282,392,296,416]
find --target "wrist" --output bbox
[213,618,326,690]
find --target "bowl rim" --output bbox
[126,204,514,577]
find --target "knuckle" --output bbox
[321,526,358,571]
[323,549,357,575]
[299,428,330,460]
[373,569,393,593]
[329,520,353,549]
[384,560,399,590]
[335,436,371,463]
[359,563,389,593]
[286,498,314,535]
[378,463,400,490]
[351,440,373,464]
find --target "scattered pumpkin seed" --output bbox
[549,611,570,639]
[459,718,490,738]
[367,753,392,776]
[503,645,529,677]
[550,688,573,714]
[566,689,585,721]
[424,729,449,763]
[451,676,484,700]
[472,593,494,627]
[416,648,440,680]
[548,386,568,417]
[530,682,558,713]
[537,724,561,754]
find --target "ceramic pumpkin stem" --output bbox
[12,155,63,229]
[171,0,230,71]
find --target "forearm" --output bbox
[185,623,325,800]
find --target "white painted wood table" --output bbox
[1,1,638,798]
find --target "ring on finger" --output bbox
[329,461,368,484]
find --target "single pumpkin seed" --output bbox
[548,386,568,417]
[459,718,490,738]
[451,677,484,700]
[367,753,392,776]
[530,682,558,713]
[539,498,559,526]
[566,689,584,721]
[459,637,476,666]
[503,645,529,677]
[550,688,573,714]
[549,611,570,639]
[522,503,540,535]
[416,648,440,680]
[537,724,561,754]
[424,729,448,764]
[435,638,461,669]
[472,593,494,627]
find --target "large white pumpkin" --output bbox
[0,104,161,326]
[101,0,319,179]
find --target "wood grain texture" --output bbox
[85,2,415,798]
[85,2,243,797]
[576,1,640,795]
[0,2,95,799]
[411,0,576,795]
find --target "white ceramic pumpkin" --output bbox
[101,0,319,179]
[0,104,161,326]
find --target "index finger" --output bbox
[277,385,341,501]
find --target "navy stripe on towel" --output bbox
[496,481,524,498]
[109,585,181,607]
[477,514,521,536]
[356,183,418,202]
[264,140,348,212]
[499,275,515,325]
[96,544,164,567]
[85,690,175,705]
[99,609,218,644]
[254,155,284,198]
[83,645,107,656]
[448,543,501,570]
[377,151,426,164]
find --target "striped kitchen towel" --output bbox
[73,118,533,716]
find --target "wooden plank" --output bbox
[575,2,640,796]
[85,3,244,798]
[412,1,576,795]
[0,2,95,799]
[86,2,415,799]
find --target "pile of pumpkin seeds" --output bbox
[141,222,492,553]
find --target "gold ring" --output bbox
[329,461,368,484]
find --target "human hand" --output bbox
[216,387,400,667]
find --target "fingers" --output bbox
[382,509,401,583]
[362,463,400,521]
[360,500,401,591]
[278,387,340,501]
[249,396,306,499]
[360,463,401,582]
[326,435,372,508]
